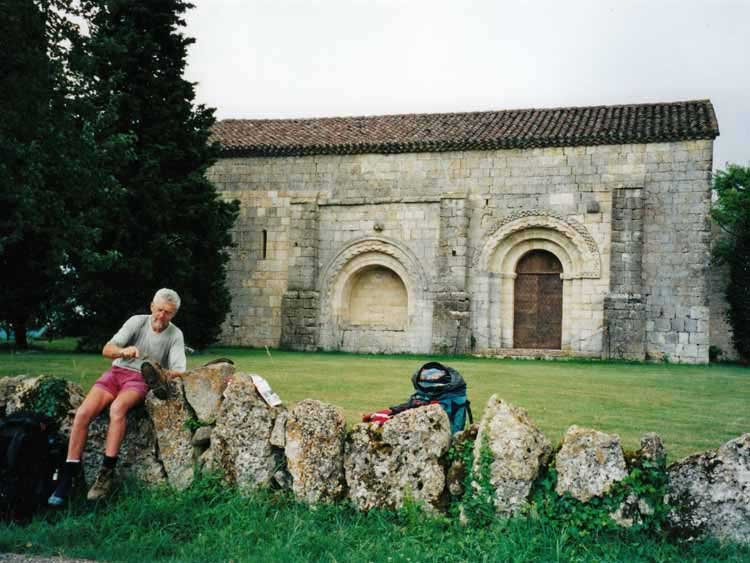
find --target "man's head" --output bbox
[150,288,180,332]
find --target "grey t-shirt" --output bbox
[110,314,186,372]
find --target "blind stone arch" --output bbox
[318,237,432,353]
[344,265,408,329]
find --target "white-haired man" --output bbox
[48,288,186,506]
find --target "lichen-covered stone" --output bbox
[474,395,552,514]
[666,433,750,544]
[207,372,285,493]
[638,432,666,463]
[7,375,161,487]
[555,425,627,502]
[285,399,346,503]
[145,378,195,490]
[344,404,451,512]
[610,493,655,528]
[5,376,85,439]
[270,410,288,448]
[182,363,234,424]
[83,406,165,487]
[0,375,30,416]
[192,425,213,447]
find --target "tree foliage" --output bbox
[711,164,750,360]
[0,0,125,348]
[71,0,239,350]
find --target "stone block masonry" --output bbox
[604,187,646,360]
[210,138,721,363]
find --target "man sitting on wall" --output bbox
[48,288,186,506]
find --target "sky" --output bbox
[184,0,749,169]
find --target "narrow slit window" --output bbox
[261,229,268,259]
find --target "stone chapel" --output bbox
[208,99,733,364]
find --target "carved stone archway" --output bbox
[471,211,602,352]
[318,237,432,353]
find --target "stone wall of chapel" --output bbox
[317,202,440,283]
[208,138,716,363]
[640,140,714,363]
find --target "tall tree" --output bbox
[72,0,239,350]
[711,164,750,361]
[0,0,121,348]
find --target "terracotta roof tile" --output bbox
[212,99,718,157]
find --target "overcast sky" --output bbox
[184,0,748,169]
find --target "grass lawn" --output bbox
[2,340,748,460]
[1,341,749,562]
[1,474,748,563]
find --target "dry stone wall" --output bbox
[2,373,747,545]
[209,139,722,363]
[474,395,551,515]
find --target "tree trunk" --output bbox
[12,316,28,349]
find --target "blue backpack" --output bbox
[408,362,472,433]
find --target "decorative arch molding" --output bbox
[474,210,601,279]
[470,211,604,353]
[318,237,432,352]
[319,236,429,300]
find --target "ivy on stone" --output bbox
[529,453,668,538]
[24,375,70,420]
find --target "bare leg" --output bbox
[67,386,115,460]
[50,385,115,505]
[104,389,144,457]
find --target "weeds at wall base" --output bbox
[0,473,747,562]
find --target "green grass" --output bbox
[0,475,748,563]
[3,341,747,460]
[1,342,749,561]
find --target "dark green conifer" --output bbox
[73,0,239,350]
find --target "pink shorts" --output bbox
[94,366,149,398]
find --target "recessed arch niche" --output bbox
[343,265,408,329]
[318,237,432,353]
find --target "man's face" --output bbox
[150,299,178,332]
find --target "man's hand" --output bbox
[120,346,140,360]
[102,341,140,360]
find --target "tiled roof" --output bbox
[212,99,719,158]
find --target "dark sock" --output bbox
[52,460,81,499]
[102,455,118,470]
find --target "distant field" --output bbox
[1,340,748,461]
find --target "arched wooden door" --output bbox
[513,250,563,349]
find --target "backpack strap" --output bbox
[5,429,28,470]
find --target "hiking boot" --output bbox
[202,357,234,367]
[48,462,84,508]
[87,467,115,501]
[141,360,168,399]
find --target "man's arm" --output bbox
[163,329,187,377]
[105,315,145,360]
[102,341,140,360]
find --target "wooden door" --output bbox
[513,250,563,349]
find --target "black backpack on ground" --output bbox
[391,362,473,433]
[0,411,65,521]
